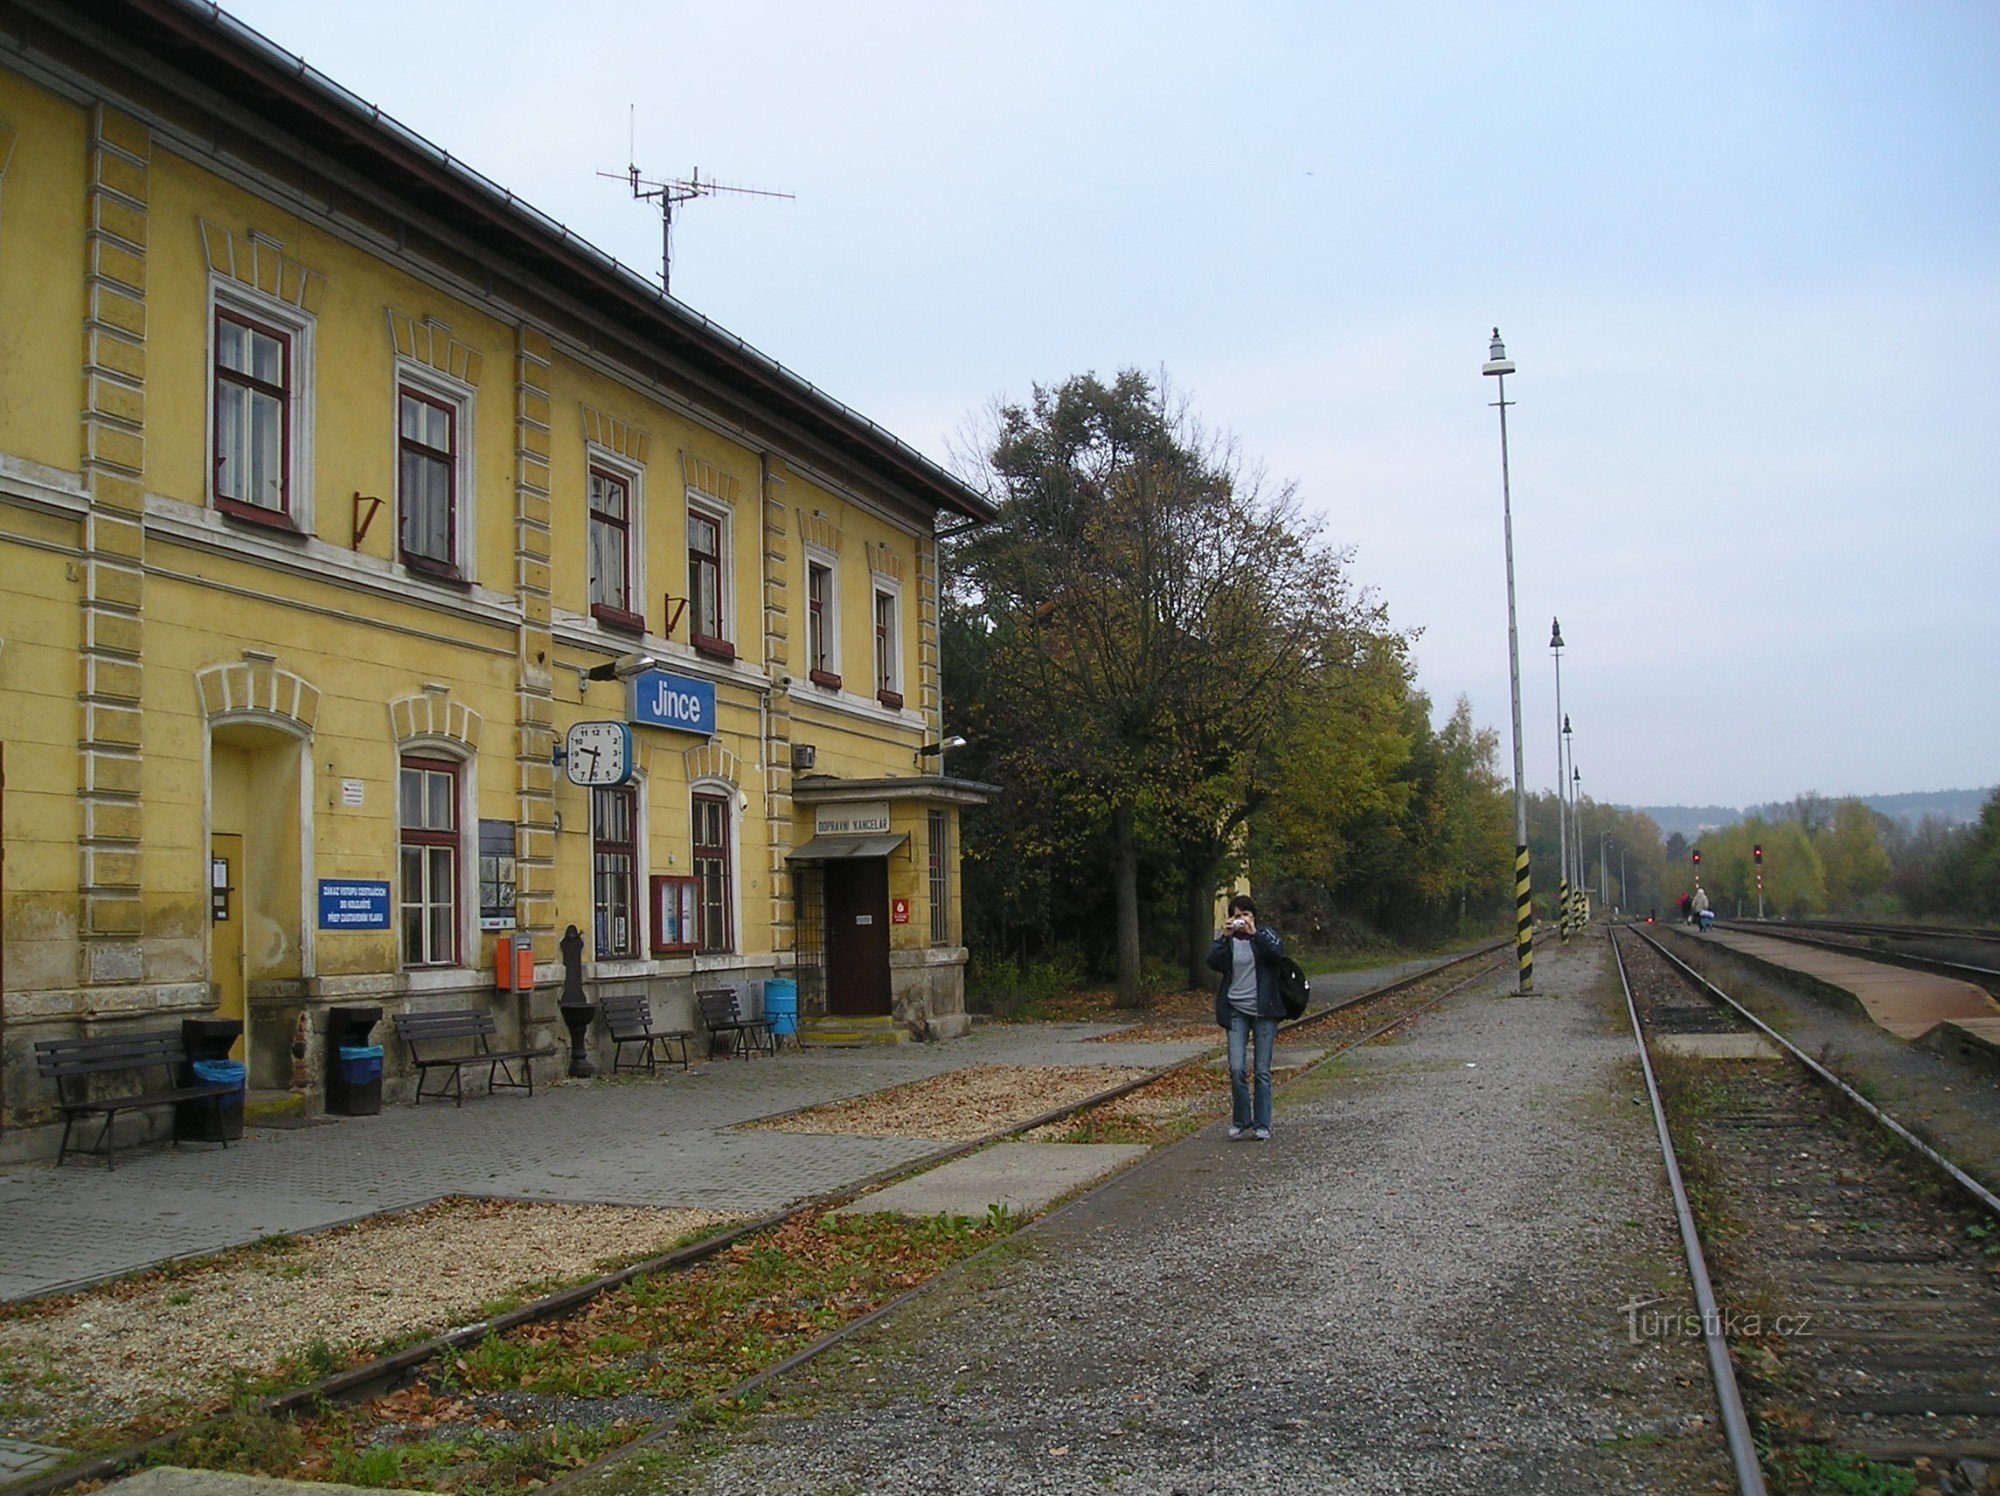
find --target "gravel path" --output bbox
[582,938,1731,1494]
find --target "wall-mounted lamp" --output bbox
[578,652,657,693]
[918,734,967,773]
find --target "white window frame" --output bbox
[586,443,647,630]
[685,486,735,658]
[804,543,842,685]
[871,575,904,704]
[208,277,315,531]
[394,359,477,583]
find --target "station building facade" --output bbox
[0,0,995,1158]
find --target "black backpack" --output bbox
[1276,956,1311,1020]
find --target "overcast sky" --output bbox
[220,0,2000,809]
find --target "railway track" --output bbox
[1613,923,2000,1495]
[9,938,1515,1496]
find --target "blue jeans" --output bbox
[1227,1010,1278,1131]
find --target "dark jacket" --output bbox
[1207,924,1286,1027]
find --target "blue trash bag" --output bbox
[192,1059,246,1089]
[337,1044,384,1063]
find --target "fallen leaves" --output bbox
[745,1064,1150,1140]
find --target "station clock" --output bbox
[564,721,634,786]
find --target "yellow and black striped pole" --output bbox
[1558,875,1572,943]
[1515,843,1533,992]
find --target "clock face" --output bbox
[565,721,633,786]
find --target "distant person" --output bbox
[1208,894,1286,1142]
[1692,885,1712,931]
[1678,892,1693,925]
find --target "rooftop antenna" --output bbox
[600,108,793,296]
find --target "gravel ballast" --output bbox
[590,938,1732,1494]
[0,1198,743,1433]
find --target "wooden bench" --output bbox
[696,988,775,1060]
[34,1031,241,1168]
[392,1009,556,1106]
[600,993,693,1074]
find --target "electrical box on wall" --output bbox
[495,936,535,993]
[791,743,816,770]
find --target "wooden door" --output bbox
[824,858,891,1017]
[209,832,246,1060]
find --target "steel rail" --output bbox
[1608,929,1768,1496]
[7,941,1508,1496]
[1633,926,2000,1219]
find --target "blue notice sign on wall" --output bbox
[318,880,391,930]
[627,669,717,737]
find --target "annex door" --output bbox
[824,858,891,1017]
[208,831,246,1060]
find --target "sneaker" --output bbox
[1226,1126,1246,1140]
[1252,1128,1271,1142]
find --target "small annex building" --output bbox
[0,0,997,1160]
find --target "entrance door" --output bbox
[824,858,891,1017]
[209,832,246,1060]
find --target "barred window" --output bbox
[928,809,950,945]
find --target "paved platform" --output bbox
[1652,1032,1780,1060]
[0,1023,1212,1302]
[1702,928,2000,1039]
[833,1141,1150,1220]
[106,1468,441,1494]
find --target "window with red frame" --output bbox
[587,467,641,629]
[592,785,637,958]
[398,388,457,574]
[688,509,732,658]
[399,756,461,967]
[692,792,733,953]
[214,310,290,521]
[874,588,901,708]
[806,561,839,687]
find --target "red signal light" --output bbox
[1692,848,1701,865]
[1753,844,1763,864]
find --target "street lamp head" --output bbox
[1563,713,1572,736]
[1549,617,1564,650]
[1482,327,1516,376]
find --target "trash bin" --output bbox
[179,1017,244,1142]
[325,1005,384,1116]
[762,978,799,1037]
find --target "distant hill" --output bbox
[1629,788,1992,841]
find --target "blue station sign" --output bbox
[627,669,717,737]
[318,879,391,931]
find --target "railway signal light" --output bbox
[1691,847,1701,866]
[1753,843,1763,865]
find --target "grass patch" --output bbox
[1762,1442,1916,1496]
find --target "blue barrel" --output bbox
[763,978,799,1036]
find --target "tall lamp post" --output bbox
[1484,328,1532,993]
[1551,620,1569,940]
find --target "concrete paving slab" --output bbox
[1705,930,2000,1039]
[1207,1046,1325,1071]
[0,1436,69,1479]
[833,1141,1149,1220]
[1652,1032,1780,1060]
[105,1468,443,1494]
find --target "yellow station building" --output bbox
[0,0,996,1159]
